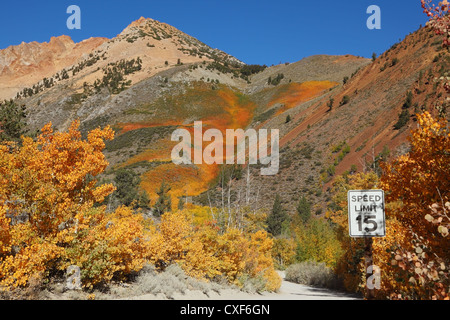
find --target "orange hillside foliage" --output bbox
[121,138,176,166]
[122,86,257,207]
[117,120,181,134]
[269,81,337,115]
[140,162,219,210]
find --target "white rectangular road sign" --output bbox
[348,190,386,237]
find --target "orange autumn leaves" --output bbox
[268,81,337,116]
[118,85,257,207]
[381,111,450,248]
[0,121,147,289]
[0,121,280,291]
[376,112,449,300]
[328,112,449,299]
[140,163,219,206]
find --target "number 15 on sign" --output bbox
[348,190,386,237]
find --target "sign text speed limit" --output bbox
[348,190,386,237]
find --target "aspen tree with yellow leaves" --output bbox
[0,120,150,289]
[377,112,449,299]
[328,112,449,299]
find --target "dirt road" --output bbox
[127,271,361,301]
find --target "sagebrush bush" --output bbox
[131,264,223,299]
[238,273,268,294]
[285,261,342,290]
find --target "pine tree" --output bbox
[138,190,151,209]
[402,91,413,109]
[153,181,172,217]
[267,194,289,236]
[0,100,28,143]
[61,69,69,80]
[114,169,140,207]
[296,196,311,224]
[394,109,410,130]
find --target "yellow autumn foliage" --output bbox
[377,112,449,299]
[0,121,149,290]
[294,218,344,269]
[146,209,281,291]
[326,171,379,293]
[272,237,296,270]
[327,112,449,299]
[62,206,151,289]
[0,120,280,293]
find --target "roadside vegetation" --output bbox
[0,2,448,301]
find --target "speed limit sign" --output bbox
[348,190,386,237]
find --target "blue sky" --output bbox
[0,0,428,65]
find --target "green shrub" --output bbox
[326,165,336,177]
[269,73,285,86]
[343,76,349,85]
[393,109,410,130]
[391,57,399,66]
[238,273,268,294]
[327,98,334,112]
[340,95,350,106]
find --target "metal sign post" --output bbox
[348,190,386,300]
[364,237,375,300]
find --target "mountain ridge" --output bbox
[1,17,447,213]
[0,35,108,100]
